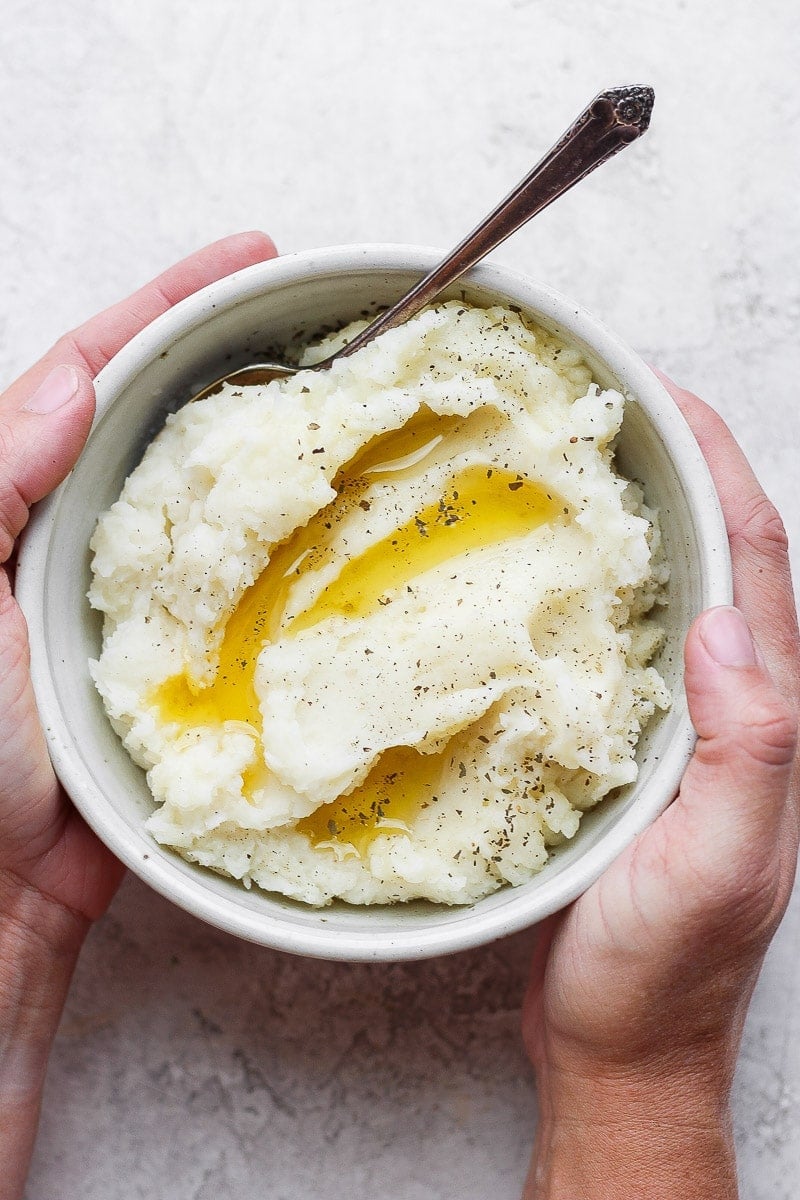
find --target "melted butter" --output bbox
[344,407,462,478]
[153,409,562,851]
[295,744,446,856]
[155,409,462,726]
[291,462,559,632]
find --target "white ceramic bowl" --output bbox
[17,245,732,961]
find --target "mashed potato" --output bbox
[88,302,669,906]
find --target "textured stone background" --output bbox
[1,1,798,1196]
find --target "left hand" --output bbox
[0,232,278,1200]
[0,231,277,923]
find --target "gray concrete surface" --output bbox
[1,1,798,1196]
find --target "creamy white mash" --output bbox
[88,302,669,906]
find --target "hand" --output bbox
[521,375,800,1199]
[0,232,277,1200]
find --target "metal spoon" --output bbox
[196,85,654,400]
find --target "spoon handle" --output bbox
[335,86,654,360]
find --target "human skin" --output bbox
[0,249,797,1199]
[0,231,278,1200]
[521,377,800,1198]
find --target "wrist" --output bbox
[526,1066,738,1200]
[0,871,89,1200]
[0,869,89,1092]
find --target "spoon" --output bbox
[196,85,654,400]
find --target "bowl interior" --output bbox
[19,249,731,959]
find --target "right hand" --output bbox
[521,374,800,1198]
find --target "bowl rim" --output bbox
[16,244,733,960]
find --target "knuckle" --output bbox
[735,492,790,560]
[738,692,798,769]
[0,424,29,563]
[52,328,100,376]
[52,329,84,367]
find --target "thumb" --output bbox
[0,364,96,562]
[0,362,95,858]
[680,606,797,844]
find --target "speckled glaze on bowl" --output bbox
[16,245,732,961]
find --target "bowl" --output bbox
[16,245,732,961]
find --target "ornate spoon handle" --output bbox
[334,86,654,361]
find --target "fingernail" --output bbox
[700,606,757,668]
[22,365,80,414]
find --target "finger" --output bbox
[0,365,96,562]
[653,369,800,699]
[0,565,124,915]
[0,570,59,862]
[680,606,797,847]
[653,368,782,545]
[0,367,124,910]
[2,231,277,404]
[0,369,84,853]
